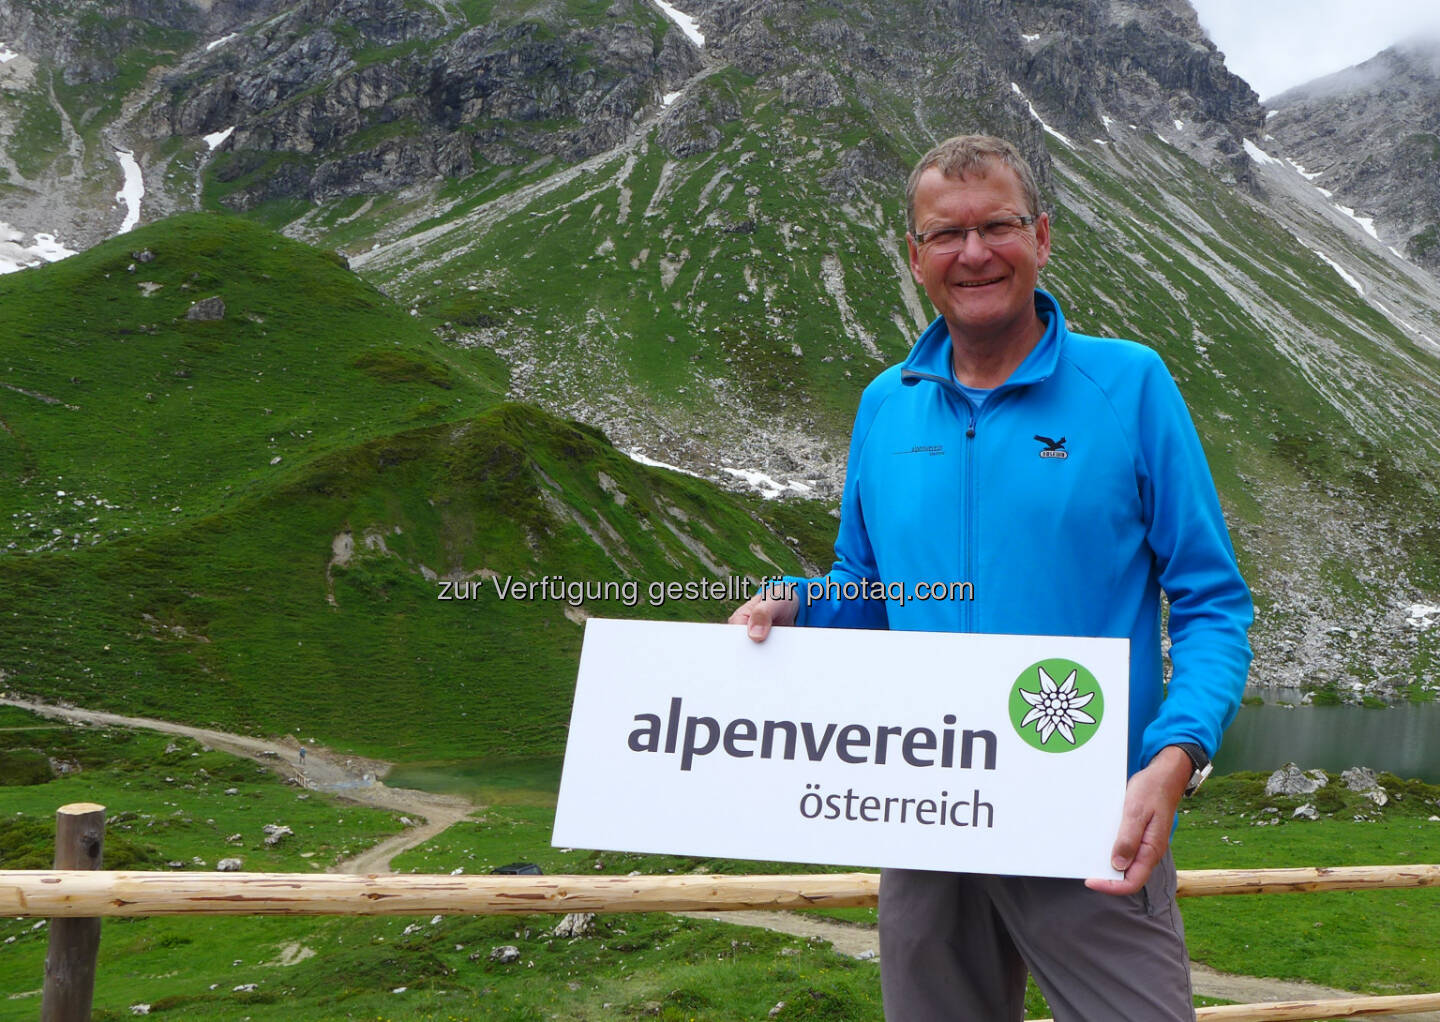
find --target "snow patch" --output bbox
[1100,114,1115,130]
[1009,82,1075,149]
[1243,138,1282,166]
[721,466,814,500]
[1173,119,1184,131]
[0,222,77,275]
[1307,247,1365,296]
[114,149,143,233]
[205,33,237,52]
[662,91,682,107]
[625,449,703,478]
[1265,109,1278,120]
[1333,203,1379,241]
[204,126,235,150]
[0,42,17,63]
[1021,32,1040,41]
[650,0,704,47]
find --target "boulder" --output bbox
[217,858,243,872]
[1265,763,1329,796]
[185,296,226,321]
[1341,767,1381,791]
[262,824,293,846]
[488,945,521,963]
[1292,804,1319,820]
[551,912,595,938]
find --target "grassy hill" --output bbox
[0,215,835,760]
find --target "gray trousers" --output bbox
[878,852,1194,1021]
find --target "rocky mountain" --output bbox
[1266,37,1440,274]
[4,0,1440,720]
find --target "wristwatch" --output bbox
[1173,742,1212,796]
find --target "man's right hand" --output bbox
[728,586,800,642]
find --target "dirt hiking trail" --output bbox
[1,695,474,873]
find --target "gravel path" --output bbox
[1,695,475,874]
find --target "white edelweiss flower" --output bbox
[1018,667,1096,745]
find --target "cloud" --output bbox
[1188,0,1440,100]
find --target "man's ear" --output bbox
[1034,212,1051,270]
[906,233,924,284]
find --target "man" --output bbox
[729,135,1252,1020]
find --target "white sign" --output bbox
[553,619,1129,880]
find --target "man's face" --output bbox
[906,162,1050,347]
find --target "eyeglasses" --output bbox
[913,215,1037,253]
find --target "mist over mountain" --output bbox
[3,0,1440,727]
[1266,37,1440,274]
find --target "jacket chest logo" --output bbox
[1034,435,1068,460]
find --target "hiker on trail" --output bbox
[729,134,1252,1020]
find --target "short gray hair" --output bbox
[905,135,1042,234]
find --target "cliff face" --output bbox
[0,0,1261,234]
[1266,39,1440,272]
[139,0,704,208]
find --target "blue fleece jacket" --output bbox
[793,289,1253,777]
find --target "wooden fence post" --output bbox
[41,803,105,1022]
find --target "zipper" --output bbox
[964,401,977,632]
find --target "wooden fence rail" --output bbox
[4,864,1439,918]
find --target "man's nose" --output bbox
[953,228,991,262]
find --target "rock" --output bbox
[855,948,877,960]
[130,1005,151,1016]
[224,788,239,796]
[1265,763,1329,796]
[1293,803,1319,820]
[779,68,842,108]
[185,296,226,321]
[489,945,521,963]
[551,912,595,938]
[47,757,81,776]
[1366,789,1389,807]
[262,824,293,846]
[217,858,243,872]
[1341,767,1382,791]
[131,249,155,263]
[768,1002,786,1018]
[233,983,257,992]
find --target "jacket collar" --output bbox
[900,288,1066,391]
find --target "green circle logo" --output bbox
[1009,659,1104,752]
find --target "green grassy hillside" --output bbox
[0,215,835,760]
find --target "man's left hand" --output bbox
[1085,745,1193,896]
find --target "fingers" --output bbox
[727,590,799,642]
[1087,752,1187,895]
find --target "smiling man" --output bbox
[729,135,1253,1020]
